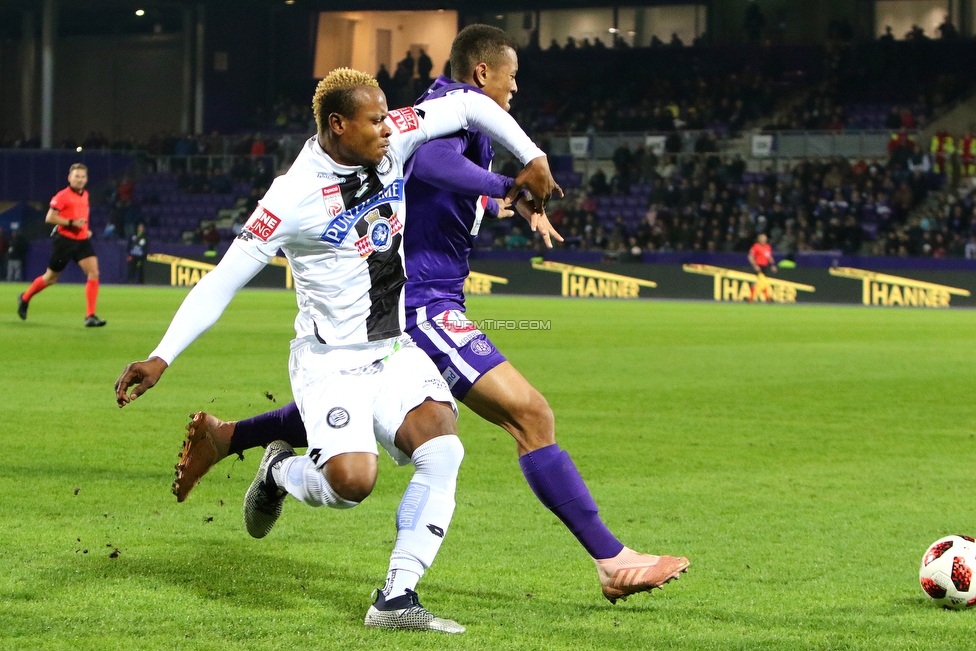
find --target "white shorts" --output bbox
[288,336,457,467]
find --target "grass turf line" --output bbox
[1,282,974,650]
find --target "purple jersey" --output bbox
[403,76,513,316]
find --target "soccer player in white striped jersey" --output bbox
[173,25,689,606]
[115,67,559,633]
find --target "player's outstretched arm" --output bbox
[410,137,511,198]
[114,244,266,408]
[407,91,543,165]
[115,357,168,407]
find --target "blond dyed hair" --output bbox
[312,68,380,132]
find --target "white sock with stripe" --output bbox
[383,435,464,598]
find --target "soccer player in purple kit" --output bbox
[174,25,689,604]
[117,65,560,634]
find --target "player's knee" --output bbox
[324,462,376,503]
[396,400,458,457]
[425,402,459,437]
[88,269,99,280]
[511,391,556,448]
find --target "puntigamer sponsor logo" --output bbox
[682,264,816,303]
[463,271,509,295]
[320,179,404,246]
[829,267,971,308]
[532,259,657,298]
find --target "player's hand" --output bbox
[515,198,564,249]
[115,357,169,408]
[505,156,563,212]
[491,197,515,219]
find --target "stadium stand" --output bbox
[4,38,976,260]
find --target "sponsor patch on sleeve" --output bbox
[243,206,281,242]
[387,106,420,133]
[321,185,345,217]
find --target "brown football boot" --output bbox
[594,547,690,604]
[172,412,235,502]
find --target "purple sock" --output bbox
[229,401,308,455]
[519,444,624,560]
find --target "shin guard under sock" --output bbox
[519,444,624,560]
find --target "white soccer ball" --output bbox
[919,535,976,610]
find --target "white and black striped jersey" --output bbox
[149,91,543,366]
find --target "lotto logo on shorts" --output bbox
[387,107,420,133]
[321,185,345,217]
[244,207,281,241]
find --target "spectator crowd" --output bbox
[487,140,976,261]
[5,31,976,264]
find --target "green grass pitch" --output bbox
[1,282,975,650]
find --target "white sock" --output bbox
[381,568,422,599]
[273,455,358,509]
[383,435,464,598]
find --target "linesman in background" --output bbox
[17,163,106,326]
[748,233,777,302]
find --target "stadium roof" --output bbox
[0,0,709,14]
[0,0,712,38]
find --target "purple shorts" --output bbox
[405,304,507,401]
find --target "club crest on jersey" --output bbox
[321,185,345,218]
[355,212,403,257]
[368,219,392,251]
[243,206,281,241]
[387,106,420,133]
[321,178,403,246]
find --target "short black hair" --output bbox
[449,24,517,81]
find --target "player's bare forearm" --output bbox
[115,357,169,407]
[506,157,563,211]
